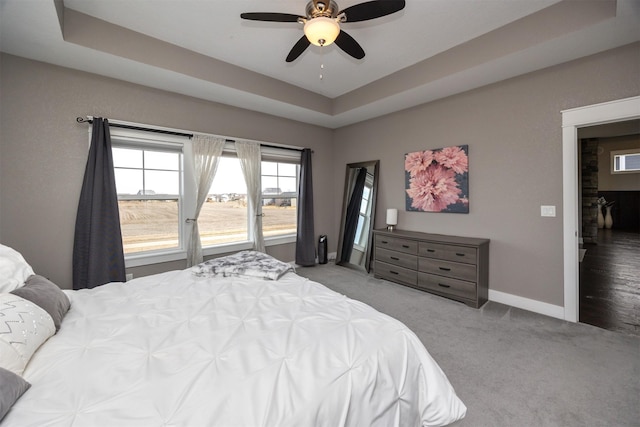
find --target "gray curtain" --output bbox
[340,167,367,263]
[72,118,126,289]
[295,148,315,266]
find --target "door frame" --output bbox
[562,96,640,322]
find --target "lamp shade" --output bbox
[304,17,340,46]
[386,208,398,226]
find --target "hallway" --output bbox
[580,229,640,336]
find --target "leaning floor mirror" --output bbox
[336,160,379,273]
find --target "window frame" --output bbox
[260,160,300,234]
[257,148,301,246]
[99,127,301,267]
[610,148,640,174]
[199,145,299,257]
[109,128,192,267]
[198,149,251,252]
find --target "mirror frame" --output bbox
[336,160,380,273]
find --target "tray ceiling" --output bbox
[1,0,638,128]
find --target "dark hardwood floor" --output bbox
[580,229,640,336]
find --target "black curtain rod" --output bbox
[76,117,192,138]
[76,117,305,153]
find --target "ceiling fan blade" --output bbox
[286,36,311,62]
[340,0,406,23]
[240,12,303,23]
[335,30,365,60]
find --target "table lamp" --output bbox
[386,208,398,231]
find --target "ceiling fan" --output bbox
[240,0,406,62]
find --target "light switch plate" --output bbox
[541,205,556,217]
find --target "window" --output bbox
[261,161,299,238]
[198,156,248,246]
[108,126,300,265]
[611,149,640,174]
[112,144,182,255]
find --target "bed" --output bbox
[1,247,466,426]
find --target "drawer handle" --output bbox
[390,256,400,261]
[455,253,466,257]
[381,240,389,244]
[439,267,451,272]
[402,245,410,248]
[438,283,451,288]
[390,270,399,275]
[427,249,435,253]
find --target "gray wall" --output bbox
[332,43,639,307]
[1,42,639,306]
[0,54,334,289]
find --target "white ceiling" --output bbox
[1,0,639,128]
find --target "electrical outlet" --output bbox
[125,273,133,281]
[541,205,556,217]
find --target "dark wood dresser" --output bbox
[373,229,490,308]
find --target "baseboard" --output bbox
[292,252,338,266]
[488,289,565,320]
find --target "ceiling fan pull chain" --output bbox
[319,45,325,80]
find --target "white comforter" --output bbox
[4,269,466,426]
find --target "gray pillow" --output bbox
[0,367,31,421]
[11,275,70,331]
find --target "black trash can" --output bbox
[318,235,328,264]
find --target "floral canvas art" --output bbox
[405,145,469,213]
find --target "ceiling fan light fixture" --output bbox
[241,0,406,62]
[304,17,340,46]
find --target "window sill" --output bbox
[265,234,297,246]
[124,249,186,268]
[124,234,296,268]
[202,241,254,258]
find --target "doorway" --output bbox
[577,124,640,335]
[561,96,640,324]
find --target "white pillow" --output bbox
[0,244,35,293]
[0,293,55,376]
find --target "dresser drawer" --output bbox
[418,258,477,282]
[374,261,417,286]
[375,248,418,270]
[418,272,477,301]
[375,234,418,255]
[418,242,477,265]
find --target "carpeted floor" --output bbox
[295,262,640,427]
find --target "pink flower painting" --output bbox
[405,145,469,213]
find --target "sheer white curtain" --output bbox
[236,140,265,252]
[187,134,225,267]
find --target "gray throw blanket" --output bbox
[191,251,295,281]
